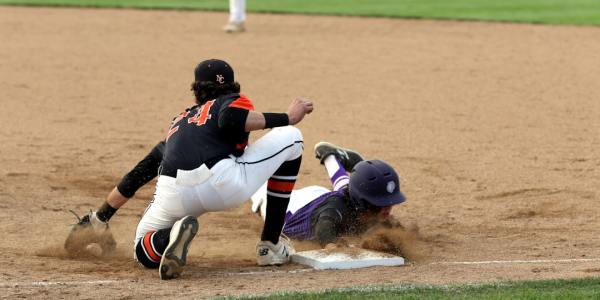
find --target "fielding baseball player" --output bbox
[251,142,406,246]
[66,59,313,280]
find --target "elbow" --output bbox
[315,219,338,247]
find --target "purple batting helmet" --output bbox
[349,160,406,207]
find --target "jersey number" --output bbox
[188,100,215,126]
[166,100,215,141]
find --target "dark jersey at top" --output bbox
[161,93,254,174]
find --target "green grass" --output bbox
[2,0,600,25]
[230,277,600,299]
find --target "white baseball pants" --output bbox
[229,0,246,23]
[134,126,303,244]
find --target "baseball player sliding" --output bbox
[251,142,406,247]
[67,59,313,280]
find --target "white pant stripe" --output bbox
[271,175,297,181]
[149,232,162,258]
[141,238,159,263]
[267,191,292,198]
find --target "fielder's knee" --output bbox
[134,232,161,269]
[277,126,303,159]
[281,125,303,142]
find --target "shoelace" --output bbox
[67,209,93,226]
[68,209,83,225]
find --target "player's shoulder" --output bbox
[324,189,349,204]
[310,193,349,226]
[170,104,199,124]
[219,93,255,111]
[314,192,349,215]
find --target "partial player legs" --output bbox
[228,0,246,23]
[135,228,171,269]
[134,216,199,280]
[314,141,364,172]
[159,216,199,280]
[133,176,203,279]
[255,156,301,265]
[315,141,364,191]
[236,126,304,265]
[323,155,350,191]
[224,0,246,33]
[260,155,302,244]
[135,126,305,270]
[133,176,193,243]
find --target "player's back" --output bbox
[161,93,252,176]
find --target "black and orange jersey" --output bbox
[161,93,254,174]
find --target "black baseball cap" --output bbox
[194,59,234,85]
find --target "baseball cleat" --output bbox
[223,21,246,33]
[159,216,199,280]
[256,236,295,266]
[314,141,364,172]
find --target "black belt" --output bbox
[160,155,229,178]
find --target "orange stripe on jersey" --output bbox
[143,232,161,262]
[229,94,255,111]
[165,126,179,142]
[236,142,248,150]
[267,180,295,192]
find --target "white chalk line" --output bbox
[4,258,600,288]
[432,258,600,265]
[0,269,315,288]
[221,268,314,276]
[0,280,118,288]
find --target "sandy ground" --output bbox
[1,6,599,299]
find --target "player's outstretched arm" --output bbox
[315,217,339,247]
[244,97,314,131]
[96,140,165,222]
[102,187,129,213]
[72,140,165,225]
[65,141,165,255]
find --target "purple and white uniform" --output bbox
[282,188,346,239]
[251,155,358,242]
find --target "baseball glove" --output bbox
[64,210,116,257]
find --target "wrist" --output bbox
[96,201,117,223]
[263,113,289,128]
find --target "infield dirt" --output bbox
[1,6,599,299]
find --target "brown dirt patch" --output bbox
[1,6,600,299]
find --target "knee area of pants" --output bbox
[281,126,303,142]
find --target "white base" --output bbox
[291,248,405,270]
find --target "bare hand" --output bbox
[287,97,314,125]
